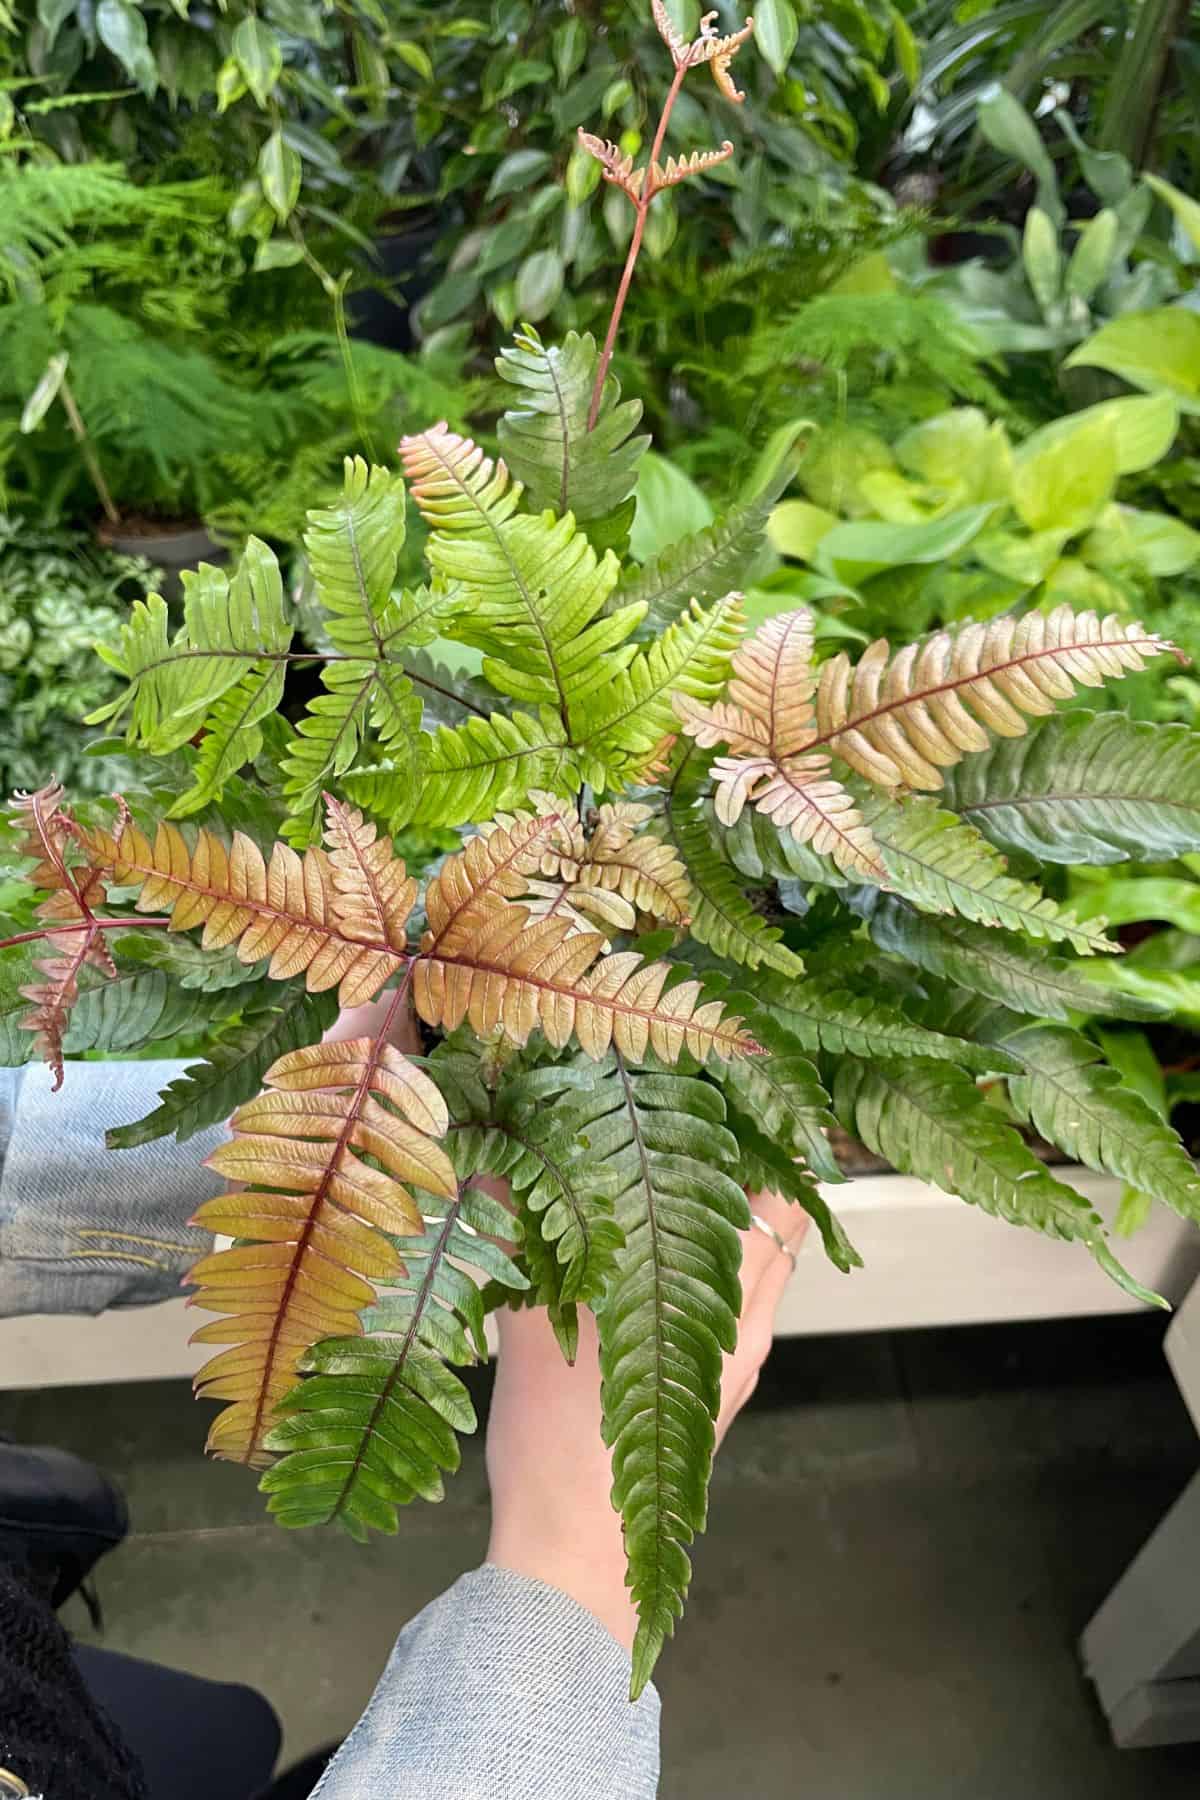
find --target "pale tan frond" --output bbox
[10,783,117,1086]
[413,899,758,1063]
[651,0,691,64]
[690,14,755,99]
[424,811,569,957]
[813,606,1179,790]
[398,423,520,532]
[650,142,735,192]
[712,752,885,880]
[673,609,817,759]
[191,1037,454,1465]
[80,802,414,1008]
[576,129,645,201]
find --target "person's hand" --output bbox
[485,1189,807,1652]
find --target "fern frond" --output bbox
[712,1013,841,1181]
[192,1035,456,1464]
[260,1181,527,1536]
[723,1103,861,1273]
[594,1057,750,1694]
[106,986,338,1150]
[351,710,577,831]
[563,803,692,929]
[0,945,219,1067]
[675,612,883,879]
[869,899,1164,1023]
[612,476,790,631]
[583,593,745,782]
[651,143,735,190]
[812,608,1177,790]
[402,425,646,737]
[82,802,414,1008]
[834,1058,1139,1287]
[576,130,644,201]
[414,827,759,1064]
[304,458,408,658]
[992,1022,1200,1224]
[9,782,116,1085]
[664,769,805,977]
[496,327,648,548]
[940,712,1200,865]
[861,790,1118,954]
[88,543,290,755]
[751,970,1015,1075]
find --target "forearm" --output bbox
[312,1566,660,1800]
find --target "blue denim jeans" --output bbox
[0,1062,219,1319]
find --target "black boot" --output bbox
[0,1437,128,1611]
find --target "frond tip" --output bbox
[651,143,736,191]
[576,131,644,202]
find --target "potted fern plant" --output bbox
[4,3,1200,1698]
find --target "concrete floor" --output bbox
[3,1314,1200,1798]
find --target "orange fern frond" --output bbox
[414,829,756,1062]
[10,784,118,1086]
[672,611,885,879]
[650,142,735,192]
[190,1034,455,1464]
[651,0,691,65]
[80,802,414,1008]
[399,423,520,532]
[690,14,755,100]
[577,130,645,202]
[812,606,1180,790]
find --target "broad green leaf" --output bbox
[487,149,553,199]
[19,353,68,435]
[812,504,994,583]
[978,85,1060,221]
[552,16,587,84]
[513,248,564,321]
[1010,412,1117,533]
[96,0,158,95]
[1065,208,1119,302]
[895,408,1012,499]
[1022,206,1061,316]
[1083,505,1200,577]
[232,16,282,106]
[38,0,77,51]
[393,39,434,80]
[259,129,302,222]
[630,452,715,562]
[253,238,305,271]
[767,499,837,561]
[754,0,798,74]
[1144,173,1200,256]
[1014,393,1178,476]
[1066,309,1200,413]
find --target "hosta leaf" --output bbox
[869,899,1163,1023]
[106,985,338,1149]
[940,712,1200,865]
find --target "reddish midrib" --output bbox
[808,635,1163,753]
[240,980,410,1460]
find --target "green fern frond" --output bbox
[399,648,496,726]
[860,790,1118,955]
[260,1183,528,1538]
[88,541,290,752]
[0,947,217,1065]
[612,470,793,631]
[582,593,745,782]
[496,326,648,551]
[991,1022,1200,1224]
[106,987,338,1150]
[712,1013,841,1181]
[868,899,1164,1023]
[281,660,422,847]
[723,1103,861,1273]
[664,776,804,978]
[751,970,1017,1074]
[595,1057,749,1696]
[834,1058,1150,1293]
[940,712,1200,866]
[305,458,409,658]
[352,710,577,830]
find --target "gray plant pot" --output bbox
[97,521,227,598]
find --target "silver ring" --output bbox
[749,1212,799,1269]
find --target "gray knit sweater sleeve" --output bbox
[311,1564,661,1800]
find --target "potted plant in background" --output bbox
[3,6,1200,1700]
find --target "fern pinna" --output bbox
[5,2,1200,1698]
